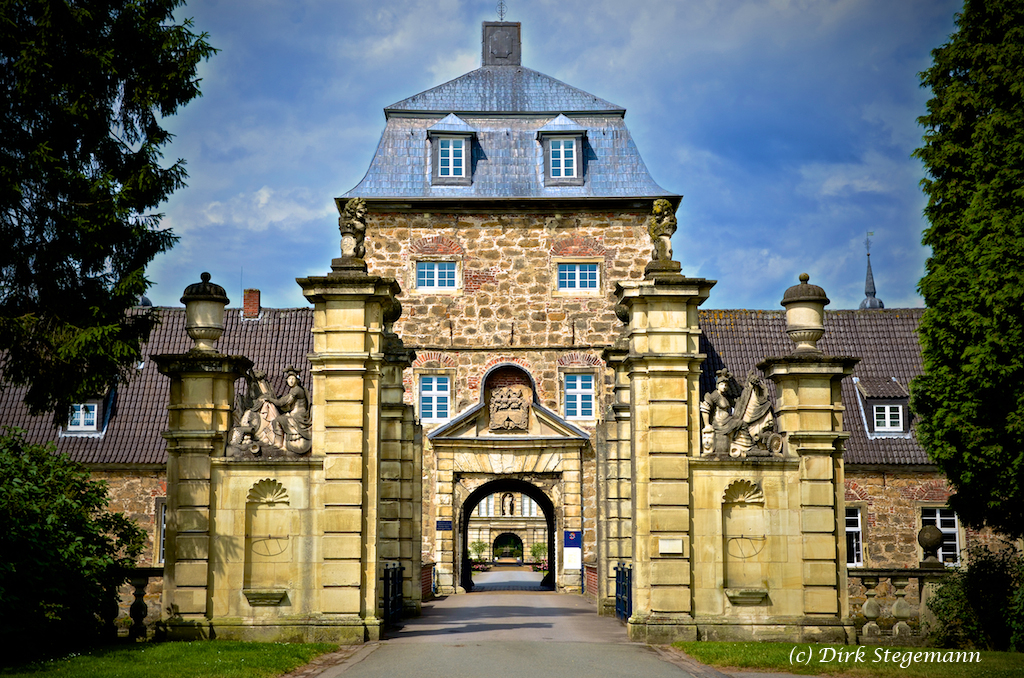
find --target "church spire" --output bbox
[859,232,884,310]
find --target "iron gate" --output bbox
[614,561,632,622]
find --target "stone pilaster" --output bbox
[380,334,422,614]
[597,344,633,616]
[298,268,403,642]
[759,354,858,640]
[615,276,714,643]
[154,351,251,638]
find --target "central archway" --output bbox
[458,478,556,591]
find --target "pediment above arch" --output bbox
[427,401,589,445]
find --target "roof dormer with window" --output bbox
[853,376,912,438]
[427,114,476,186]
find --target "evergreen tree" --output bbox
[912,0,1024,539]
[0,0,215,423]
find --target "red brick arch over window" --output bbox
[557,352,604,368]
[902,479,952,503]
[410,235,464,256]
[550,235,607,258]
[412,351,457,368]
[844,481,869,503]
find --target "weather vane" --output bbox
[865,231,874,256]
[497,0,507,21]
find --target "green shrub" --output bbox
[0,428,145,660]
[927,544,1024,651]
[530,542,547,561]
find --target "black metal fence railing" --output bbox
[614,561,632,622]
[382,562,405,627]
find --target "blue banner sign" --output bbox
[436,520,453,531]
[564,530,582,547]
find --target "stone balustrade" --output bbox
[849,567,947,645]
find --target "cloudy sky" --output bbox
[149,0,961,311]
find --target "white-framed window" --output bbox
[67,403,99,431]
[922,507,961,565]
[564,373,595,420]
[416,261,457,291]
[438,137,465,178]
[419,376,450,423]
[557,263,598,291]
[874,405,903,432]
[550,138,576,178]
[522,495,539,517]
[845,507,863,567]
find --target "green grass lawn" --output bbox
[0,641,336,678]
[673,642,1024,678]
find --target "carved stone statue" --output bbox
[700,369,782,458]
[338,197,367,260]
[501,492,514,516]
[647,198,677,262]
[228,367,312,457]
[489,385,531,431]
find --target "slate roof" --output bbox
[699,308,929,466]
[1,306,928,468]
[1,307,313,466]
[384,66,625,116]
[341,65,674,201]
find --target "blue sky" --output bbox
[149,0,961,311]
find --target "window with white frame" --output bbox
[522,495,538,517]
[416,261,457,291]
[846,507,863,567]
[874,405,903,432]
[67,403,99,432]
[550,138,576,178]
[921,507,961,565]
[564,374,595,420]
[557,263,598,291]
[438,137,465,178]
[419,376,450,423]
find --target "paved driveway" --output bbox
[317,571,718,678]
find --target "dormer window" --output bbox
[68,403,99,432]
[537,114,587,186]
[550,138,576,178]
[428,114,476,186]
[438,138,466,178]
[854,376,911,437]
[874,405,903,432]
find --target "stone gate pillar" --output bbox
[155,274,251,639]
[758,274,858,641]
[298,257,404,642]
[597,342,633,616]
[615,270,715,643]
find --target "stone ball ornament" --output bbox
[781,273,830,354]
[181,272,230,352]
[918,524,945,564]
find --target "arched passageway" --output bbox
[492,532,524,558]
[459,478,556,591]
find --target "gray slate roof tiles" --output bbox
[1,306,928,469]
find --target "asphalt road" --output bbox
[318,570,715,678]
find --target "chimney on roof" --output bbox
[482,22,521,66]
[243,288,261,318]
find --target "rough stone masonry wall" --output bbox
[365,209,653,565]
[92,468,166,627]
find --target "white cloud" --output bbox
[797,151,912,198]
[199,186,335,233]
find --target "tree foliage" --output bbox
[0,428,145,657]
[0,0,215,423]
[911,0,1024,539]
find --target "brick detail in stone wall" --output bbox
[413,351,458,368]
[550,234,608,258]
[845,481,869,502]
[901,479,951,503]
[465,267,499,293]
[557,352,605,367]
[485,365,533,390]
[411,235,464,255]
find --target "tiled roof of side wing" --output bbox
[4,307,314,466]
[384,66,625,114]
[341,115,673,199]
[698,308,930,466]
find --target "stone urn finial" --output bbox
[781,273,830,354]
[918,524,945,567]
[181,272,229,352]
